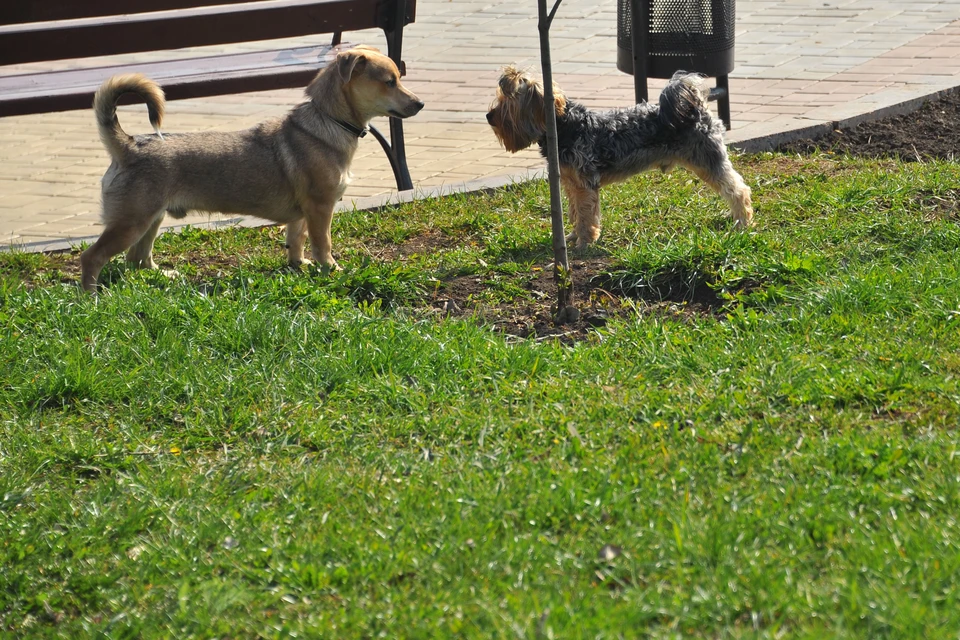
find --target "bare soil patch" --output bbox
[778,90,960,161]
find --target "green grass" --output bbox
[2,153,960,638]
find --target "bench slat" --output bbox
[0,44,342,117]
[0,0,265,26]
[0,0,395,66]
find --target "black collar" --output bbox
[312,101,367,138]
[330,116,367,138]
[290,117,367,143]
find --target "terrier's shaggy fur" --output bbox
[486,66,753,248]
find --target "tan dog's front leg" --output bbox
[285,218,310,267]
[304,200,340,272]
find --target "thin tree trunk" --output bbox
[537,0,574,318]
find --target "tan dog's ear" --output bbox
[337,50,367,82]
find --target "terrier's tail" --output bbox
[93,74,166,163]
[658,71,708,131]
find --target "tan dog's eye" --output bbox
[386,79,397,88]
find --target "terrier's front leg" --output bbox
[573,187,601,248]
[560,168,586,247]
[564,187,580,246]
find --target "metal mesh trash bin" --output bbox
[617,0,735,129]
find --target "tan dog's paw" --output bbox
[288,258,312,271]
[305,257,340,275]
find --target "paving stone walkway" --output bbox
[2,0,960,251]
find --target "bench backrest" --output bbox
[0,0,416,66]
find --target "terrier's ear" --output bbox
[337,50,367,82]
[516,82,549,148]
[498,65,530,96]
[553,89,567,117]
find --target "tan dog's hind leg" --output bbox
[303,201,340,272]
[80,212,164,291]
[285,218,311,267]
[125,215,164,270]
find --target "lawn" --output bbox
[2,152,959,638]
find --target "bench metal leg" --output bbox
[379,0,414,191]
[369,125,412,191]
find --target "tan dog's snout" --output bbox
[391,89,424,119]
[338,48,425,120]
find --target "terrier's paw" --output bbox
[571,228,600,250]
[575,237,593,251]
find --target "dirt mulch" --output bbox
[777,90,960,162]
[431,257,723,343]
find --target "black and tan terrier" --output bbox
[486,66,753,248]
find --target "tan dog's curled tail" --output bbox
[93,74,166,162]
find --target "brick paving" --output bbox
[2,0,960,250]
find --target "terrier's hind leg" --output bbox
[687,147,754,228]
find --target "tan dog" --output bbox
[80,47,424,291]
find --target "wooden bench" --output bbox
[0,0,418,190]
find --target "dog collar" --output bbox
[331,117,367,138]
